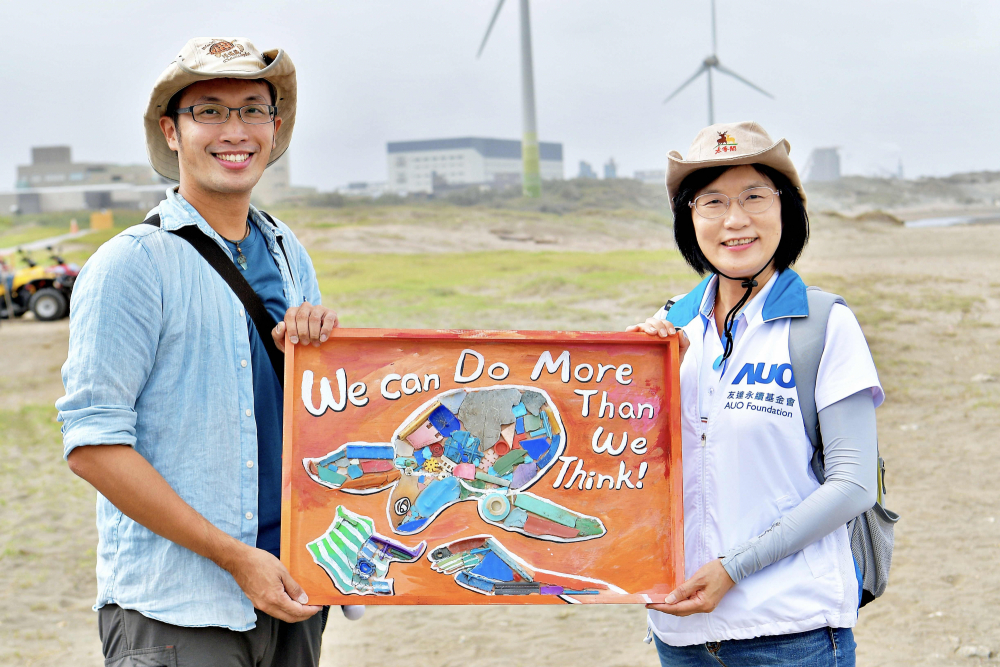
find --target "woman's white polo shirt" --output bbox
[649,269,883,646]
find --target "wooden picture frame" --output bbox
[281,329,683,605]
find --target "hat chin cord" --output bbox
[713,254,776,362]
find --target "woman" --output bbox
[628,121,883,666]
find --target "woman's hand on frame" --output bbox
[645,559,735,617]
[625,318,690,366]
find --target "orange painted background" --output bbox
[281,329,683,605]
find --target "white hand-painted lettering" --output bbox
[530,350,570,383]
[380,373,402,400]
[574,389,599,416]
[301,368,348,415]
[454,349,484,383]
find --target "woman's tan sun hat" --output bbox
[665,120,806,210]
[144,37,296,182]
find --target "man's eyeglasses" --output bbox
[689,187,782,219]
[175,103,277,125]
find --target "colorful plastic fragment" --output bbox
[406,421,443,449]
[522,413,542,432]
[346,444,395,460]
[481,493,511,521]
[307,506,425,596]
[438,391,466,415]
[428,405,461,438]
[457,387,522,450]
[512,494,578,528]
[510,462,537,489]
[492,449,528,477]
[523,513,580,539]
[361,459,393,473]
[519,437,551,461]
[317,466,347,486]
[502,507,528,528]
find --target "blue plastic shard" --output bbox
[318,449,347,467]
[346,465,363,479]
[515,417,525,434]
[415,476,461,518]
[414,447,431,464]
[520,436,550,460]
[345,444,395,460]
[439,392,466,415]
[396,517,429,533]
[457,571,495,592]
[317,466,347,485]
[540,410,553,438]
[536,434,561,468]
[428,405,461,437]
[471,551,515,582]
[511,403,527,418]
[503,507,528,528]
[529,427,547,438]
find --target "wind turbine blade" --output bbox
[711,0,718,55]
[476,0,508,58]
[663,63,709,104]
[714,64,775,99]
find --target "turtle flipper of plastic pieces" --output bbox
[303,386,607,542]
[427,535,626,602]
[307,506,426,596]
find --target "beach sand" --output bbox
[0,210,997,666]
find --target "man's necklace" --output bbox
[233,219,251,270]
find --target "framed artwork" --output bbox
[281,329,683,605]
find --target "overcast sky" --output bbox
[1,0,996,190]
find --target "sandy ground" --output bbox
[1,211,998,666]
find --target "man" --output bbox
[57,38,356,666]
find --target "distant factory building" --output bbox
[804,147,841,182]
[387,137,564,194]
[578,161,597,179]
[603,158,618,180]
[633,169,666,185]
[2,146,167,215]
[0,145,309,214]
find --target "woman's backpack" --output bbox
[789,287,900,607]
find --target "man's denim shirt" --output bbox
[56,189,321,631]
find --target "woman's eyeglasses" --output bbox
[689,187,781,219]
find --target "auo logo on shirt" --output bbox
[725,362,798,418]
[732,362,795,388]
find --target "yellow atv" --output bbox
[0,248,78,321]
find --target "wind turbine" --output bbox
[477,0,542,198]
[663,0,774,125]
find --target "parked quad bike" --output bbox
[0,248,80,321]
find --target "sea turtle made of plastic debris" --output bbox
[303,385,608,543]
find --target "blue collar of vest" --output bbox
[665,268,809,327]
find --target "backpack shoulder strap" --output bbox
[142,214,284,388]
[789,287,846,484]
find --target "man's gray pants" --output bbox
[98,604,329,667]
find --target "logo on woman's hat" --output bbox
[716,131,738,154]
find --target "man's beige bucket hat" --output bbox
[144,37,296,182]
[665,120,806,210]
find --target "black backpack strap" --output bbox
[788,287,846,484]
[143,214,284,387]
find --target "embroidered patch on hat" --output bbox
[203,39,249,63]
[715,131,738,154]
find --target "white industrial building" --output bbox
[387,137,563,194]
